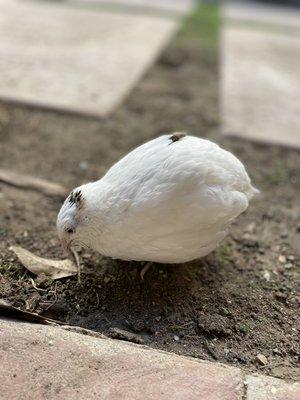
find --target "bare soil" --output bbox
[0,5,299,381]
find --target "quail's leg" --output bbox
[140,262,152,280]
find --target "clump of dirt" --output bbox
[0,5,299,381]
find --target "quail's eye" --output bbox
[66,228,75,234]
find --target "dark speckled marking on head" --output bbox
[68,190,84,209]
[169,132,186,145]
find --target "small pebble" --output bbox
[287,255,295,262]
[284,263,293,269]
[278,255,286,263]
[255,354,268,365]
[173,335,180,342]
[262,270,271,281]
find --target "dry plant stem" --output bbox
[140,262,153,280]
[71,248,81,283]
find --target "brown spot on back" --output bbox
[169,132,187,144]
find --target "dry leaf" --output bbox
[0,169,68,197]
[0,300,63,325]
[0,301,108,336]
[11,246,77,280]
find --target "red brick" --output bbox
[0,318,243,400]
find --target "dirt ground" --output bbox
[0,5,299,381]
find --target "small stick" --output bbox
[30,278,46,292]
[203,341,219,360]
[71,248,81,283]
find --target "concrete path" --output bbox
[72,0,195,15]
[1,318,299,400]
[221,1,300,148]
[0,0,192,117]
[223,0,300,29]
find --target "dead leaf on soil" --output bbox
[0,299,63,325]
[0,168,68,197]
[11,246,77,280]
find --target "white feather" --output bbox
[57,135,258,263]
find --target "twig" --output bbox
[71,248,81,283]
[203,341,219,360]
[30,278,46,292]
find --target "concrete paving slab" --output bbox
[224,1,300,30]
[0,318,243,400]
[0,0,179,117]
[246,374,300,400]
[73,0,195,15]
[221,26,300,148]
